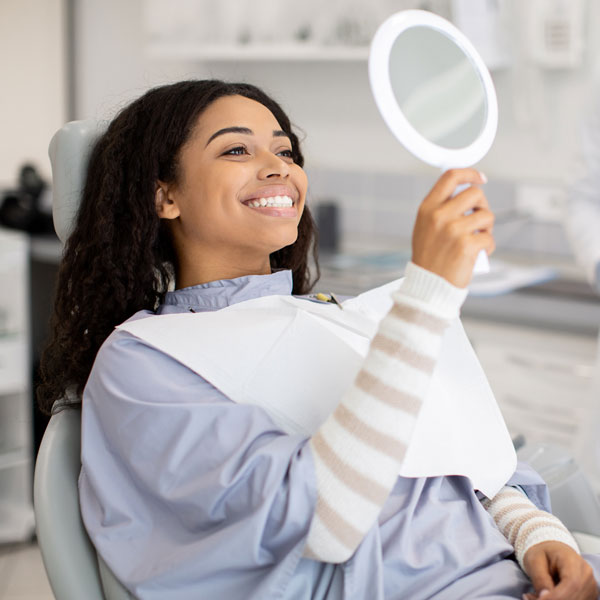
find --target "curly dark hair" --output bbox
[37,80,320,415]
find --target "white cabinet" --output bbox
[462,317,597,458]
[0,228,34,542]
[142,0,377,62]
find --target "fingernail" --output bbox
[539,590,550,598]
[479,171,488,184]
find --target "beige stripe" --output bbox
[355,370,421,416]
[483,487,525,510]
[518,519,569,547]
[333,403,407,460]
[315,496,364,551]
[495,488,528,502]
[371,334,435,374]
[389,303,447,334]
[493,503,539,524]
[503,511,553,546]
[312,431,390,505]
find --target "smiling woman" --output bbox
[38,80,319,414]
[37,80,599,600]
[155,94,308,288]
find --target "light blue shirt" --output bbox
[79,270,590,599]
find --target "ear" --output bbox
[155,181,180,220]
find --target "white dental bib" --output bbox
[118,279,516,498]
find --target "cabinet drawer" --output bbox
[463,318,597,455]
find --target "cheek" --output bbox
[293,167,308,205]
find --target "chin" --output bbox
[267,228,299,252]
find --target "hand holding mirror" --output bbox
[369,10,498,274]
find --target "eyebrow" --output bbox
[205,126,289,147]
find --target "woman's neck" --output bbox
[175,255,272,289]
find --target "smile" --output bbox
[242,195,294,208]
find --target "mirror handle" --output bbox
[452,182,490,275]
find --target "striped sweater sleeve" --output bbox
[481,486,579,568]
[303,262,468,563]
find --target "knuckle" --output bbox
[430,209,445,230]
[417,204,430,220]
[445,220,461,239]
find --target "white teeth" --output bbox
[245,195,293,208]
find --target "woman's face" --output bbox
[158,94,307,281]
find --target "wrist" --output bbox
[518,529,580,569]
[394,261,468,319]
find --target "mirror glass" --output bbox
[388,26,487,150]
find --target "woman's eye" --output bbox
[223,146,247,156]
[278,149,293,159]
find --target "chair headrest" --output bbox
[48,120,106,243]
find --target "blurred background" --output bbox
[2,0,600,597]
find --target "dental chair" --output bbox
[34,121,600,600]
[34,406,133,600]
[34,120,133,600]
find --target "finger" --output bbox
[472,231,496,257]
[423,168,487,208]
[549,571,597,600]
[451,208,495,235]
[526,552,556,596]
[454,231,496,262]
[436,185,490,219]
[543,560,580,600]
[523,591,551,600]
[440,211,495,247]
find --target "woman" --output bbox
[39,80,598,599]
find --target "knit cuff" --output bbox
[517,520,580,569]
[393,262,468,320]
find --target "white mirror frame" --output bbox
[369,9,498,169]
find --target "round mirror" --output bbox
[369,10,497,169]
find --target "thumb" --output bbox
[526,551,555,595]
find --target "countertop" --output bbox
[316,246,600,338]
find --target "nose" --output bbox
[257,150,290,180]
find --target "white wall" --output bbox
[73,0,600,186]
[0,0,66,186]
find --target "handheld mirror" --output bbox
[369,9,498,273]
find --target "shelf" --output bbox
[146,42,369,62]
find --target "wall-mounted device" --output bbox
[523,0,586,69]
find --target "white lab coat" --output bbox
[566,92,600,290]
[566,92,600,493]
